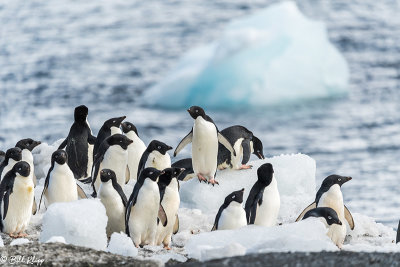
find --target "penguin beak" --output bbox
[241,188,245,192]
[343,176,352,183]
[337,220,343,225]
[167,146,173,151]
[257,152,265,159]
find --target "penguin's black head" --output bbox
[13,161,30,177]
[141,167,164,182]
[107,134,133,150]
[6,147,22,162]
[121,121,138,136]
[321,175,352,188]
[303,207,342,226]
[15,138,41,152]
[252,136,265,159]
[100,169,117,183]
[257,163,274,185]
[52,149,68,165]
[158,167,185,186]
[224,188,245,205]
[104,116,126,129]
[187,106,206,119]
[74,105,89,123]
[147,140,173,155]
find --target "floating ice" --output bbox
[10,238,30,246]
[145,1,349,109]
[40,199,108,250]
[107,232,138,257]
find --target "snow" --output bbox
[39,199,108,251]
[10,238,30,246]
[107,232,138,257]
[145,1,349,109]
[45,236,67,244]
[0,236,4,247]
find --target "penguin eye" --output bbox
[108,172,111,175]
[113,120,116,123]
[328,216,332,220]
[18,168,21,171]
[195,110,198,113]
[232,195,235,199]
[120,140,122,143]
[149,172,153,175]
[338,178,341,182]
[158,146,161,150]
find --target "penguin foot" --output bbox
[9,233,17,238]
[197,174,207,183]
[239,165,252,170]
[164,244,171,250]
[17,232,28,238]
[208,179,219,186]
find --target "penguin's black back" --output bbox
[171,158,194,181]
[93,125,111,159]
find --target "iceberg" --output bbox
[145,1,349,109]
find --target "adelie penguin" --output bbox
[0,161,34,238]
[98,169,127,237]
[171,158,195,181]
[303,207,342,227]
[156,167,185,249]
[121,121,146,182]
[217,125,265,170]
[296,175,354,248]
[174,106,236,185]
[39,150,87,210]
[125,167,168,247]
[245,163,280,226]
[93,116,126,160]
[58,105,96,181]
[91,134,132,197]
[137,140,172,179]
[212,188,247,231]
[0,147,22,180]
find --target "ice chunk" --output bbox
[180,154,316,223]
[199,243,246,262]
[40,199,108,250]
[32,139,64,179]
[10,238,30,246]
[145,1,349,109]
[45,236,67,244]
[0,235,3,247]
[107,232,138,257]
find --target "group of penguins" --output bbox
[0,105,399,250]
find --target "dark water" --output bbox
[1,0,400,227]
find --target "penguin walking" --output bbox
[295,175,354,248]
[125,168,167,247]
[0,147,22,180]
[245,163,280,226]
[217,125,265,170]
[58,105,96,181]
[171,158,195,181]
[93,116,126,160]
[137,140,172,179]
[121,122,146,182]
[39,150,87,209]
[0,161,34,237]
[212,188,247,231]
[156,167,185,249]
[174,106,236,185]
[98,169,127,237]
[91,134,132,196]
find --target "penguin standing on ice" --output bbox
[245,163,280,226]
[0,161,34,237]
[137,140,172,179]
[121,121,146,182]
[0,147,22,180]
[39,150,86,209]
[93,116,126,159]
[218,125,265,170]
[125,168,167,247]
[212,188,247,231]
[296,175,354,248]
[171,158,195,181]
[58,105,96,180]
[98,169,127,237]
[91,134,132,196]
[174,106,236,185]
[156,167,185,249]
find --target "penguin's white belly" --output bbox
[231,139,244,170]
[254,178,280,227]
[145,151,171,171]
[1,159,18,180]
[86,144,94,178]
[218,202,247,230]
[95,147,128,190]
[128,180,159,246]
[126,136,146,181]
[192,118,218,178]
[46,165,78,205]
[156,183,180,246]
[99,182,125,237]
[3,177,34,234]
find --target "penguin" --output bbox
[211,188,247,231]
[98,169,127,237]
[245,163,280,226]
[93,116,126,160]
[174,106,236,185]
[295,175,354,248]
[303,207,342,226]
[58,105,96,181]
[171,158,195,181]
[137,140,172,179]
[39,150,87,209]
[217,125,265,170]
[0,161,34,237]
[0,147,22,180]
[125,167,167,247]
[0,151,5,165]
[121,121,146,183]
[91,134,132,196]
[156,167,185,249]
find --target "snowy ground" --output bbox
[0,140,398,265]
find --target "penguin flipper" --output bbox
[241,139,251,165]
[218,132,236,157]
[58,138,67,149]
[397,220,400,243]
[77,184,87,199]
[39,164,54,210]
[158,204,168,227]
[295,202,317,222]
[173,214,179,234]
[125,165,130,184]
[3,189,11,219]
[344,205,355,230]
[32,196,37,215]
[212,205,225,231]
[174,129,193,157]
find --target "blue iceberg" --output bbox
[145,1,349,109]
